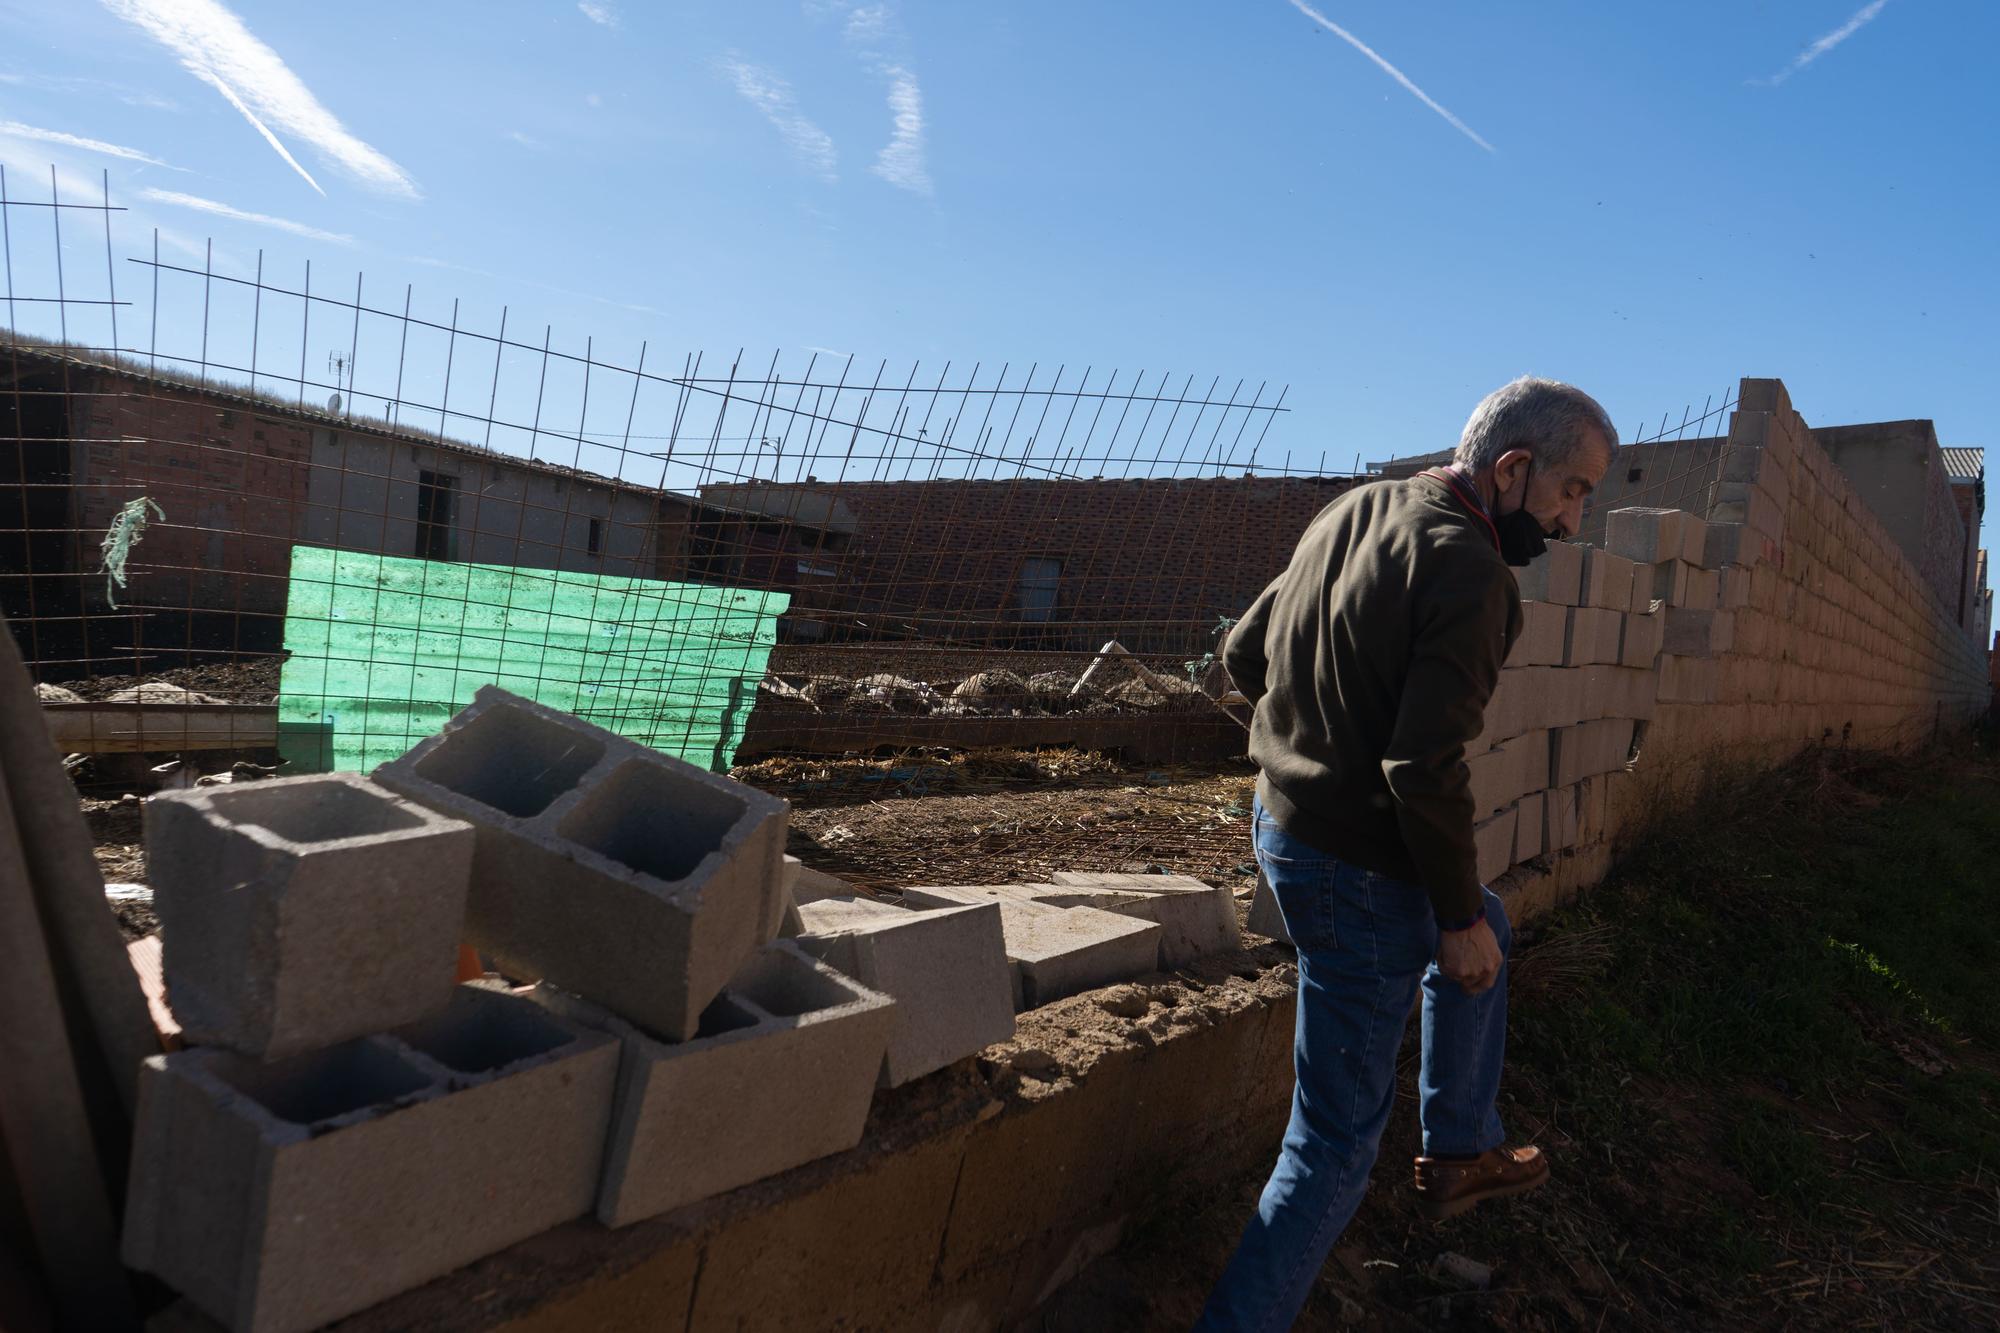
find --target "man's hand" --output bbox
[1437,918,1503,995]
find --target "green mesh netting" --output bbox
[276,545,789,775]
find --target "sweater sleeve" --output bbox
[1378,556,1513,924]
[1221,576,1280,706]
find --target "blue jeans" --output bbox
[1196,800,1512,1331]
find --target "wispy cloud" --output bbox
[0,71,180,111]
[577,2,618,28]
[1284,0,1493,153]
[0,120,175,168]
[138,188,353,244]
[1757,0,1891,85]
[504,129,545,150]
[721,57,838,183]
[870,66,931,196]
[101,0,420,198]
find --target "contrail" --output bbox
[1285,0,1493,153]
[1762,0,1891,85]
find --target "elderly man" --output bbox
[1197,377,1616,1330]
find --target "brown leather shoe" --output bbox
[1413,1146,1549,1220]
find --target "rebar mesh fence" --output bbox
[4,167,1748,884]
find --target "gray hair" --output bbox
[1453,376,1618,473]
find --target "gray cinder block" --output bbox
[1247,867,1291,944]
[905,877,1237,971]
[145,772,474,1061]
[1604,507,1686,565]
[374,687,790,1041]
[534,942,894,1228]
[1513,540,1584,605]
[996,902,1161,1010]
[795,897,1016,1086]
[121,986,617,1333]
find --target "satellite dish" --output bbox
[328,392,343,414]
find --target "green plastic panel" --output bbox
[276,546,789,774]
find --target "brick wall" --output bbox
[780,475,1357,655]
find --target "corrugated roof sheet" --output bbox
[1942,446,1984,483]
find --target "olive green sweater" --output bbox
[1223,472,1522,925]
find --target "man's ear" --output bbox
[1493,446,1534,494]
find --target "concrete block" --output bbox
[1658,654,1719,704]
[998,902,1160,1010]
[1513,540,1584,606]
[1703,521,1761,570]
[1513,791,1545,864]
[789,859,857,904]
[1711,481,1784,540]
[1544,786,1580,850]
[1506,599,1569,667]
[1677,566,1721,612]
[918,876,1240,970]
[1652,560,1690,605]
[1563,607,1623,666]
[1719,567,1752,609]
[1502,728,1552,794]
[1663,609,1736,657]
[375,687,789,1041]
[795,898,1015,1086]
[1721,441,1782,492]
[1474,806,1517,884]
[1629,562,1657,616]
[1577,775,1610,844]
[1604,508,1685,565]
[1467,747,1514,819]
[1582,549,1636,612]
[122,986,618,1333]
[535,942,893,1228]
[1550,719,1634,787]
[1678,513,1709,568]
[1247,867,1290,945]
[146,772,474,1061]
[1619,606,1665,669]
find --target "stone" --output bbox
[1604,507,1686,565]
[795,897,1015,1086]
[1677,513,1709,568]
[1513,540,1584,606]
[122,986,618,1333]
[145,772,474,1061]
[1652,560,1690,605]
[1563,607,1623,666]
[1677,567,1721,612]
[533,942,894,1227]
[374,687,789,1042]
[1703,522,1761,570]
[1618,606,1665,670]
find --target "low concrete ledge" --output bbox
[144,943,1302,1332]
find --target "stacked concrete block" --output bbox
[374,687,790,1042]
[1578,606,1627,666]
[794,896,1015,1086]
[145,772,475,1061]
[1653,559,1691,606]
[1678,566,1721,611]
[1604,507,1686,565]
[1719,567,1753,610]
[1550,718,1635,787]
[534,942,893,1228]
[1513,540,1584,605]
[123,986,618,1333]
[1663,609,1737,658]
[1513,791,1546,863]
[1473,805,1517,885]
[1505,599,1569,667]
[1659,655,1720,703]
[1704,521,1766,571]
[1677,513,1710,568]
[1619,604,1666,670]
[1544,786,1580,850]
[901,887,1163,1006]
[1580,664,1658,722]
[1581,548,1636,612]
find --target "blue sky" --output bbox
[0,0,1993,554]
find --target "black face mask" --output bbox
[1495,460,1553,567]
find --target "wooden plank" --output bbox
[40,702,278,754]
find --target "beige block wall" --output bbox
[1475,376,1989,910]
